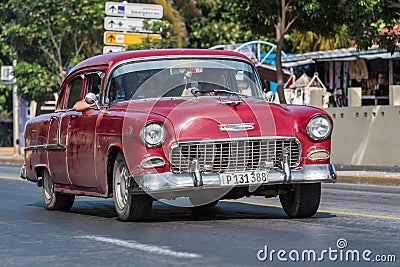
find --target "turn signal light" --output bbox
[307,150,330,161]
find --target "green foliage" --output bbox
[0,0,104,102]
[13,62,57,103]
[125,20,178,50]
[184,0,253,48]
[0,85,12,120]
[290,26,352,53]
[335,1,400,54]
[0,0,399,107]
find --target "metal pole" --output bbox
[12,59,20,156]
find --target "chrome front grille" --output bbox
[169,137,301,173]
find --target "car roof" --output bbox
[69,49,251,74]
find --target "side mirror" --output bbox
[264,91,275,103]
[84,93,100,109]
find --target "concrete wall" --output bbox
[325,105,400,166]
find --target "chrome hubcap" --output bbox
[43,173,54,202]
[115,164,129,210]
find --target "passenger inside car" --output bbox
[135,74,164,98]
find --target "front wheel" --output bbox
[42,169,75,211]
[279,183,321,218]
[113,152,153,221]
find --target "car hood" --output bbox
[125,97,297,142]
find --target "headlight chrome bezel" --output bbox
[306,115,332,141]
[140,122,166,148]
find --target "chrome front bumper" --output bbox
[132,164,336,193]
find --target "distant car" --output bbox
[21,49,336,221]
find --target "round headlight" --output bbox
[306,115,332,141]
[140,122,166,147]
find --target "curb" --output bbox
[0,156,24,165]
[336,171,400,187]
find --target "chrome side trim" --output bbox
[24,144,66,152]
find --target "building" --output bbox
[281,46,400,107]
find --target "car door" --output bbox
[47,79,76,185]
[66,71,104,189]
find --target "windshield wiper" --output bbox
[190,88,247,98]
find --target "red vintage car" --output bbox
[21,49,336,221]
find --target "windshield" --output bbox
[106,58,263,104]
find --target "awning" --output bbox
[281,46,400,67]
[256,64,291,82]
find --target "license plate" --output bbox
[219,170,269,186]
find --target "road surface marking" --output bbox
[80,235,201,259]
[0,176,21,181]
[222,199,400,221]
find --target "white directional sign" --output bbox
[105,2,163,19]
[1,66,13,81]
[103,46,124,54]
[104,17,157,32]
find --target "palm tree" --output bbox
[291,26,352,53]
[153,0,198,47]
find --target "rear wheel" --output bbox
[113,152,153,221]
[42,169,75,211]
[279,183,321,218]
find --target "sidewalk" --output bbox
[1,147,399,186]
[0,147,24,165]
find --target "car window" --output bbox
[86,72,104,96]
[56,87,67,110]
[108,58,263,102]
[66,76,84,109]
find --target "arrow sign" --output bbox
[105,2,163,19]
[104,17,158,32]
[104,31,161,45]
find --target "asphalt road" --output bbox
[0,164,399,267]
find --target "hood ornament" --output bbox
[219,123,255,132]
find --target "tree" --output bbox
[127,0,254,50]
[230,0,349,104]
[0,0,104,102]
[347,1,400,54]
[183,0,253,48]
[289,26,352,53]
[229,0,400,104]
[125,20,178,50]
[153,0,188,47]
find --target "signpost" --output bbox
[0,63,20,155]
[104,17,157,32]
[1,66,14,81]
[104,31,161,46]
[105,2,163,19]
[103,2,163,53]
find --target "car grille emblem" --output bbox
[219,123,255,132]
